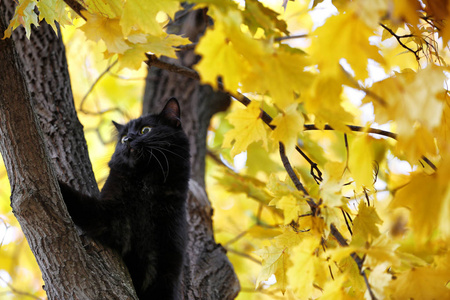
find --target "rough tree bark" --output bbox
[144,7,240,300]
[0,1,136,299]
[1,1,240,299]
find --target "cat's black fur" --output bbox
[59,98,190,300]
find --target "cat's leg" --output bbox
[58,182,117,235]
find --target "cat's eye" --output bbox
[140,126,152,134]
[121,135,128,144]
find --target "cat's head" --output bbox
[109,98,189,176]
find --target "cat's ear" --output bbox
[112,121,124,132]
[160,97,181,127]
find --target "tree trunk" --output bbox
[144,7,240,300]
[0,1,136,299]
[1,1,239,299]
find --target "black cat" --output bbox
[59,98,190,299]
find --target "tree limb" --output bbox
[62,0,86,20]
[303,124,397,140]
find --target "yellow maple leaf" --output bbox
[319,161,348,207]
[321,273,360,300]
[304,75,357,131]
[120,0,180,36]
[287,236,328,298]
[349,0,388,28]
[3,0,39,39]
[391,170,449,240]
[310,10,384,80]
[83,0,123,18]
[254,245,291,294]
[272,194,306,225]
[241,47,313,110]
[195,8,263,92]
[80,13,130,54]
[351,201,382,246]
[273,230,303,249]
[36,0,72,33]
[118,34,190,70]
[222,101,268,157]
[365,65,445,160]
[391,0,421,26]
[266,172,301,199]
[366,262,392,300]
[391,265,450,299]
[366,66,445,136]
[270,104,304,155]
[348,135,376,190]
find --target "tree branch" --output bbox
[303,124,398,140]
[330,224,377,300]
[146,54,200,80]
[62,0,86,20]
[279,142,310,196]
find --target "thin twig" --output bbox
[275,34,308,41]
[224,230,249,247]
[0,277,43,300]
[341,209,353,236]
[295,145,323,183]
[420,155,437,171]
[380,23,420,61]
[80,60,119,115]
[225,248,261,264]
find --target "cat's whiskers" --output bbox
[146,144,189,161]
[150,148,170,182]
[148,148,169,182]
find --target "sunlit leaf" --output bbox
[80,13,130,54]
[270,104,304,155]
[3,0,38,39]
[310,10,384,80]
[351,201,382,246]
[120,0,180,36]
[223,101,268,157]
